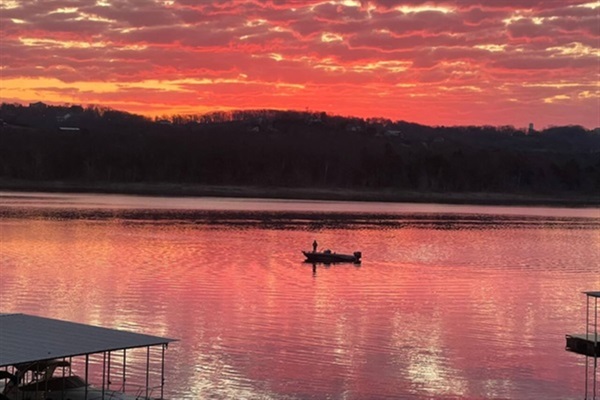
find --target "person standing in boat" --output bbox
[312,240,318,253]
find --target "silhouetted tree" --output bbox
[1,103,598,198]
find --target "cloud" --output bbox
[0,0,598,127]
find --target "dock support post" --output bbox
[85,354,89,400]
[161,343,166,399]
[107,350,111,390]
[586,294,598,400]
[586,294,590,399]
[123,349,127,394]
[594,296,598,399]
[102,351,106,399]
[146,346,150,399]
[61,356,66,398]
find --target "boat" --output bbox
[2,359,144,400]
[303,250,362,264]
[0,313,176,400]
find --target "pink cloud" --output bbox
[1,0,597,128]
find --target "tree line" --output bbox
[1,102,599,197]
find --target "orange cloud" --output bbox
[0,0,598,128]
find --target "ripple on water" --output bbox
[0,199,598,400]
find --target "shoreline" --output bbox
[0,179,598,208]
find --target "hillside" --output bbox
[1,103,599,205]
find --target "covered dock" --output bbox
[566,291,600,357]
[565,291,599,400]
[0,313,176,399]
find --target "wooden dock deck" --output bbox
[566,334,600,357]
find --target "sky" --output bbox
[1,0,598,128]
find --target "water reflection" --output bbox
[0,194,599,399]
[1,192,598,231]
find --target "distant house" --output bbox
[58,126,81,132]
[308,116,322,125]
[69,105,84,113]
[57,113,72,122]
[29,101,47,109]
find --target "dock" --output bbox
[566,334,600,357]
[0,313,177,399]
[566,291,599,400]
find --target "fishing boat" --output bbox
[303,250,362,264]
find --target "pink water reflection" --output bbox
[0,198,599,399]
[1,191,598,218]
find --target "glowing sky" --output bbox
[1,1,598,128]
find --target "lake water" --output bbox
[1,192,599,399]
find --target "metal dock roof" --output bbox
[0,313,176,367]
